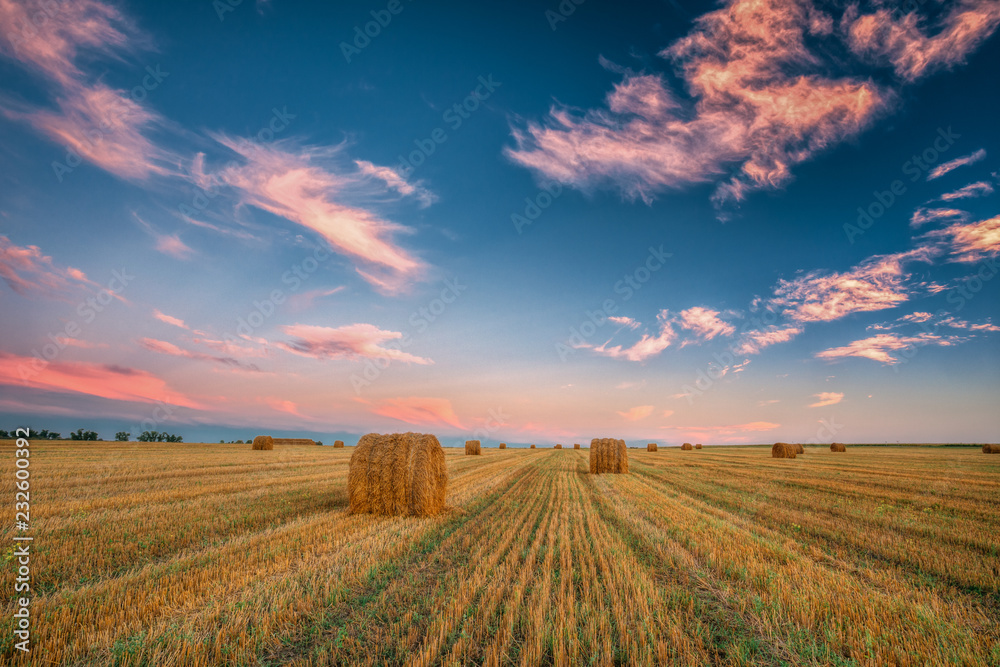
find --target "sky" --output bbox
[0,0,998,447]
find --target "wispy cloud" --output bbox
[368,396,464,430]
[152,309,190,330]
[576,310,676,361]
[910,207,969,228]
[134,213,195,260]
[922,214,1000,263]
[194,140,426,293]
[287,287,346,312]
[617,405,654,421]
[938,181,994,201]
[815,333,966,365]
[265,397,307,418]
[0,235,96,300]
[660,421,780,435]
[809,391,843,408]
[734,325,804,355]
[0,351,201,408]
[678,307,735,340]
[138,337,260,372]
[0,0,174,181]
[277,323,432,364]
[926,148,987,180]
[354,159,435,207]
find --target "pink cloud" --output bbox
[0,351,202,408]
[138,337,260,371]
[809,392,843,408]
[154,234,194,260]
[608,316,640,330]
[846,1,1000,82]
[287,287,346,312]
[0,1,173,182]
[923,215,1000,262]
[0,235,95,300]
[153,309,189,330]
[926,148,987,180]
[617,405,654,421]
[277,324,432,364]
[815,333,966,365]
[577,310,676,361]
[195,140,425,293]
[678,307,735,340]
[506,0,890,207]
[661,421,781,435]
[734,325,804,355]
[354,159,435,207]
[265,398,306,418]
[910,207,969,228]
[938,181,994,201]
[369,396,464,430]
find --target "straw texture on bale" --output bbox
[772,442,797,459]
[499,442,506,449]
[647,443,657,452]
[554,444,562,449]
[793,442,805,454]
[590,438,629,474]
[530,444,536,449]
[348,432,447,516]
[574,443,581,449]
[695,443,703,449]
[983,444,1000,454]
[465,440,481,455]
[251,435,273,450]
[272,438,315,446]
[831,442,846,452]
[333,440,345,448]
[680,442,693,451]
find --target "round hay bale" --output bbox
[695,443,703,449]
[333,440,345,448]
[530,444,536,449]
[647,443,657,452]
[590,438,629,474]
[983,444,1000,454]
[680,443,693,451]
[772,442,796,459]
[554,444,563,449]
[793,442,805,454]
[251,435,273,450]
[348,432,447,516]
[574,443,581,449]
[499,442,506,449]
[831,442,846,452]
[465,440,481,455]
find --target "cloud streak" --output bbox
[0,235,96,300]
[277,323,432,364]
[809,392,843,408]
[926,148,987,180]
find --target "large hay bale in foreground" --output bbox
[348,433,447,516]
[680,443,693,451]
[831,442,846,452]
[499,442,506,449]
[251,435,273,450]
[333,440,345,448]
[554,444,562,449]
[647,443,657,452]
[792,442,805,454]
[465,440,481,455]
[590,438,629,474]
[695,443,703,449]
[772,442,796,459]
[574,443,581,449]
[272,438,315,446]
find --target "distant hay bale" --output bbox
[983,444,1000,454]
[499,442,506,449]
[465,440,481,455]
[695,443,703,449]
[772,442,797,459]
[332,440,345,448]
[574,443,581,449]
[554,444,562,449]
[647,443,657,452]
[590,438,629,474]
[831,442,846,452]
[272,438,315,446]
[530,444,536,449]
[251,435,273,450]
[680,443,693,451]
[348,432,447,516]
[793,442,805,454]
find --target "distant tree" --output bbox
[220,439,225,443]
[0,429,9,438]
[70,429,99,441]
[115,431,130,442]
[316,440,323,446]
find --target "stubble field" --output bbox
[2,442,998,666]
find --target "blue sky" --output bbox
[1,0,998,445]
